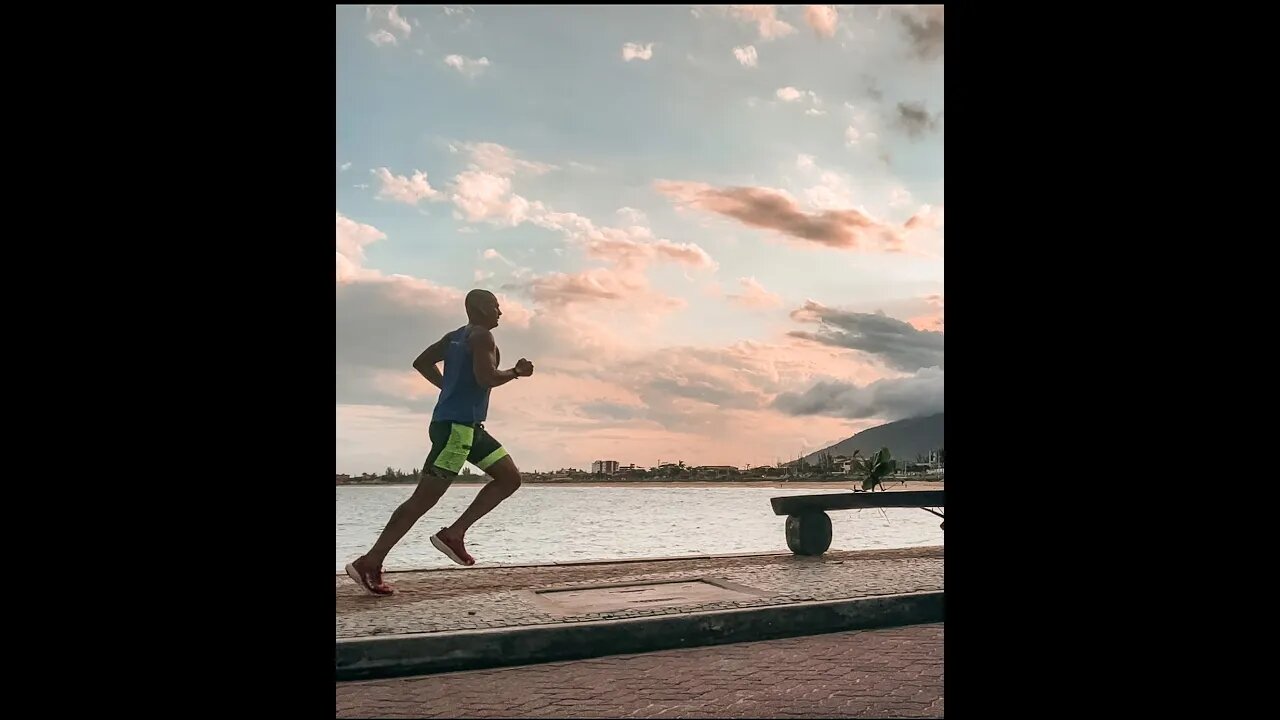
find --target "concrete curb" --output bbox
[336,590,943,681]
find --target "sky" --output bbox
[337,5,944,474]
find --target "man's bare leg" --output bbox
[434,456,521,563]
[355,471,454,570]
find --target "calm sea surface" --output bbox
[337,485,944,571]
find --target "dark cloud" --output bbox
[579,401,643,421]
[788,301,943,372]
[897,6,943,60]
[656,181,907,251]
[773,368,943,421]
[895,101,942,139]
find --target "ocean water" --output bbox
[337,484,944,571]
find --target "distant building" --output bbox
[694,465,740,479]
[929,448,945,466]
[591,460,620,475]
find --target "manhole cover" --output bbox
[534,579,763,614]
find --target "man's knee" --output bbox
[487,456,521,491]
[496,468,521,492]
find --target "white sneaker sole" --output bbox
[431,534,472,566]
[345,561,389,596]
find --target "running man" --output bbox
[345,289,533,596]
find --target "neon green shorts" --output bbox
[424,421,508,476]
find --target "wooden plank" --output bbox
[770,490,945,516]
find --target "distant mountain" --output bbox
[797,413,944,465]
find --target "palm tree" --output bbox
[850,447,897,492]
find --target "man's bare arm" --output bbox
[412,334,451,389]
[468,327,522,388]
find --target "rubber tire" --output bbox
[785,511,833,556]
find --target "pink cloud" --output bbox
[655,180,909,251]
[727,276,783,308]
[776,86,803,102]
[450,170,531,224]
[373,167,440,204]
[907,294,944,331]
[804,5,839,38]
[460,142,556,177]
[905,204,945,230]
[517,267,685,316]
[338,263,902,471]
[336,211,388,282]
[584,230,716,271]
[727,5,796,40]
[733,45,758,67]
[622,42,654,61]
[533,209,716,272]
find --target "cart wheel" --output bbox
[785,510,832,556]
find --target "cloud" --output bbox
[372,167,441,205]
[459,141,556,176]
[845,125,862,145]
[444,54,490,77]
[520,267,651,306]
[776,87,822,113]
[727,277,782,308]
[897,5,944,60]
[432,142,717,276]
[773,367,943,421]
[533,209,716,271]
[622,42,654,61]
[801,170,856,211]
[384,5,411,35]
[483,248,515,266]
[579,401,644,421]
[908,294,944,331]
[367,29,397,46]
[336,212,388,282]
[585,230,716,271]
[655,180,910,251]
[340,162,352,172]
[889,186,913,208]
[776,86,803,102]
[804,6,839,38]
[895,101,942,138]
[788,300,943,371]
[366,5,412,46]
[617,206,648,224]
[727,5,796,40]
[904,204,944,231]
[451,170,530,224]
[733,45,758,67]
[796,154,815,170]
[337,251,901,470]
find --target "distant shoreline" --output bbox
[337,479,944,491]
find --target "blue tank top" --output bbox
[432,325,495,424]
